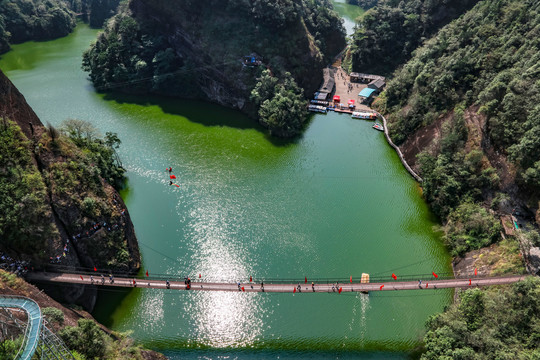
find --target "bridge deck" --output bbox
[27,273,527,293]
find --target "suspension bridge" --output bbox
[27,271,528,293]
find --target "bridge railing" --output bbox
[35,265,464,285]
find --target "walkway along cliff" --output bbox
[376,111,423,182]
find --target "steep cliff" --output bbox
[373,0,540,260]
[82,0,346,136]
[0,69,140,310]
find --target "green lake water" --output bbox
[1,8,451,360]
[331,0,365,35]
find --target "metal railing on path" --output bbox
[0,295,75,360]
[27,271,528,294]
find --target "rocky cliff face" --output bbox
[82,0,346,117]
[0,70,140,310]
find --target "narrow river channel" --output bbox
[0,4,452,358]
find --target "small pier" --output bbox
[311,66,385,116]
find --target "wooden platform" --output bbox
[332,108,354,114]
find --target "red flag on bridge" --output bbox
[338,287,342,294]
[250,276,252,282]
[170,175,177,179]
[93,266,97,272]
[380,284,384,290]
[474,268,477,276]
[432,272,438,278]
[392,273,397,280]
[293,287,296,293]
[199,273,201,278]
[350,276,352,283]
[426,282,429,288]
[469,278,472,286]
[241,286,245,292]
[146,270,149,277]
[305,276,307,284]
[80,275,84,281]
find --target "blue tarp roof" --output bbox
[359,88,376,98]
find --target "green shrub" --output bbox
[443,202,502,256]
[42,307,65,326]
[0,336,23,359]
[59,319,108,359]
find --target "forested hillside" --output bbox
[422,278,540,359]
[82,0,346,137]
[0,0,76,53]
[345,0,479,75]
[0,0,120,54]
[377,0,540,245]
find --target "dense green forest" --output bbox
[344,0,479,75]
[376,0,540,248]
[82,0,346,137]
[0,0,120,53]
[422,277,540,359]
[0,0,75,53]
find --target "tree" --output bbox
[60,319,107,359]
[61,119,99,143]
[251,71,307,137]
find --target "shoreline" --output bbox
[375,111,423,183]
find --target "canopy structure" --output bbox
[359,88,376,98]
[333,95,340,102]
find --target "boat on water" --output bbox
[351,111,377,120]
[310,99,329,106]
[308,104,327,113]
[373,123,384,131]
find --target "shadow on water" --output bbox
[151,338,423,359]
[102,91,258,130]
[101,91,305,147]
[92,287,134,328]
